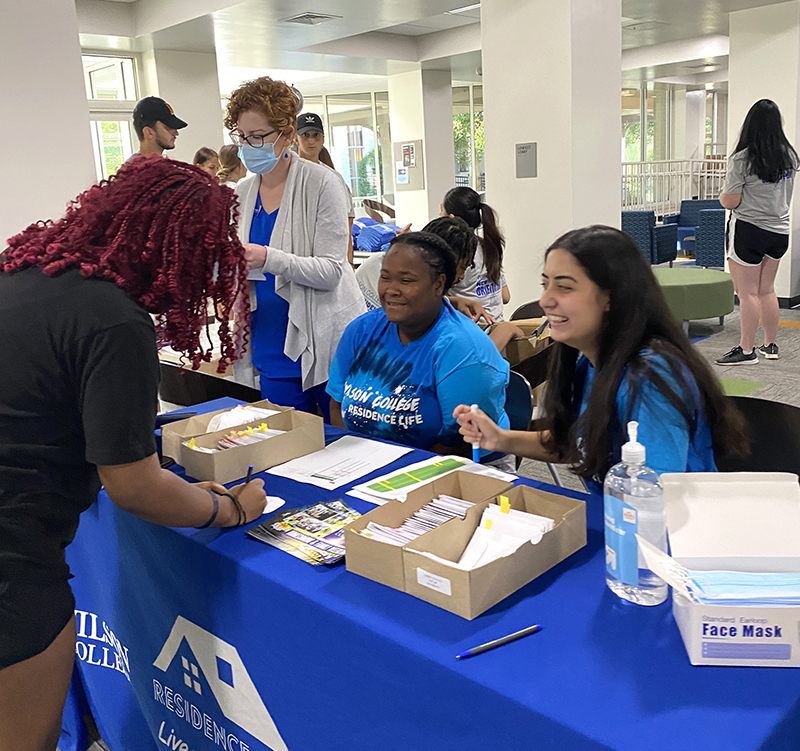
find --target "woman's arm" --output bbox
[98,454,267,527]
[259,172,351,290]
[719,193,742,210]
[501,284,511,304]
[453,405,559,461]
[329,399,346,428]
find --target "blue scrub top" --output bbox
[249,194,300,378]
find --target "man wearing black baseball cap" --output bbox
[132,96,188,158]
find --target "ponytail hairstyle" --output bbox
[540,225,747,482]
[442,186,505,286]
[217,144,243,183]
[734,99,799,183]
[1,157,249,373]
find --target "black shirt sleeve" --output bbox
[77,317,160,466]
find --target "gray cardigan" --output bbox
[233,156,366,390]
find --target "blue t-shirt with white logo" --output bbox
[577,351,717,494]
[327,299,510,450]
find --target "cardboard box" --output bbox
[504,318,550,367]
[179,409,324,484]
[345,472,514,593]
[346,477,587,620]
[403,485,586,619]
[161,399,291,461]
[180,410,325,484]
[660,472,800,667]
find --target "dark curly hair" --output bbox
[1,157,249,373]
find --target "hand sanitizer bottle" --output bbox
[603,421,668,606]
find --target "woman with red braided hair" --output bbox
[0,157,267,750]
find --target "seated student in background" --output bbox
[356,217,500,326]
[443,186,510,321]
[455,225,747,493]
[328,231,510,455]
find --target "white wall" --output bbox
[146,50,225,164]
[729,1,800,301]
[684,90,706,161]
[0,0,96,244]
[482,0,621,309]
[388,69,456,230]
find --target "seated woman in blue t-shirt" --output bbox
[328,231,510,454]
[455,225,747,492]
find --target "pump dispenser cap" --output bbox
[621,421,646,464]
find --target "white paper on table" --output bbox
[266,436,411,490]
[262,496,286,516]
[352,455,517,503]
[346,488,389,506]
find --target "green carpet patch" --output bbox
[718,377,766,397]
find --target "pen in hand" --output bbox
[245,465,253,484]
[469,404,481,464]
[456,624,542,659]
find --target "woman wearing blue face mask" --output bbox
[223,77,365,419]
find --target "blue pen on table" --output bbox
[456,624,542,659]
[469,403,481,464]
[245,465,253,484]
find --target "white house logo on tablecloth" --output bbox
[152,616,289,751]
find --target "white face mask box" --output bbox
[661,472,800,668]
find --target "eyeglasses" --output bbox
[228,128,279,148]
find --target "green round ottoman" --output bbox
[651,268,734,333]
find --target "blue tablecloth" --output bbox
[60,399,800,751]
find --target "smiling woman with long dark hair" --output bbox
[327,231,509,455]
[456,225,747,492]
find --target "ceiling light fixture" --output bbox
[447,3,481,14]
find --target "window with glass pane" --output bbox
[453,86,472,189]
[473,85,484,191]
[83,56,136,101]
[651,83,669,161]
[326,93,377,200]
[90,120,134,181]
[621,88,641,162]
[375,92,392,206]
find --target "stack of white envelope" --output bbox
[456,504,554,570]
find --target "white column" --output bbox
[685,90,706,161]
[142,50,224,164]
[0,0,95,243]
[729,2,800,305]
[481,0,622,310]
[387,68,456,230]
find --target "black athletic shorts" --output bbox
[729,217,789,266]
[0,579,74,669]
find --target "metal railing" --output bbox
[621,159,727,217]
